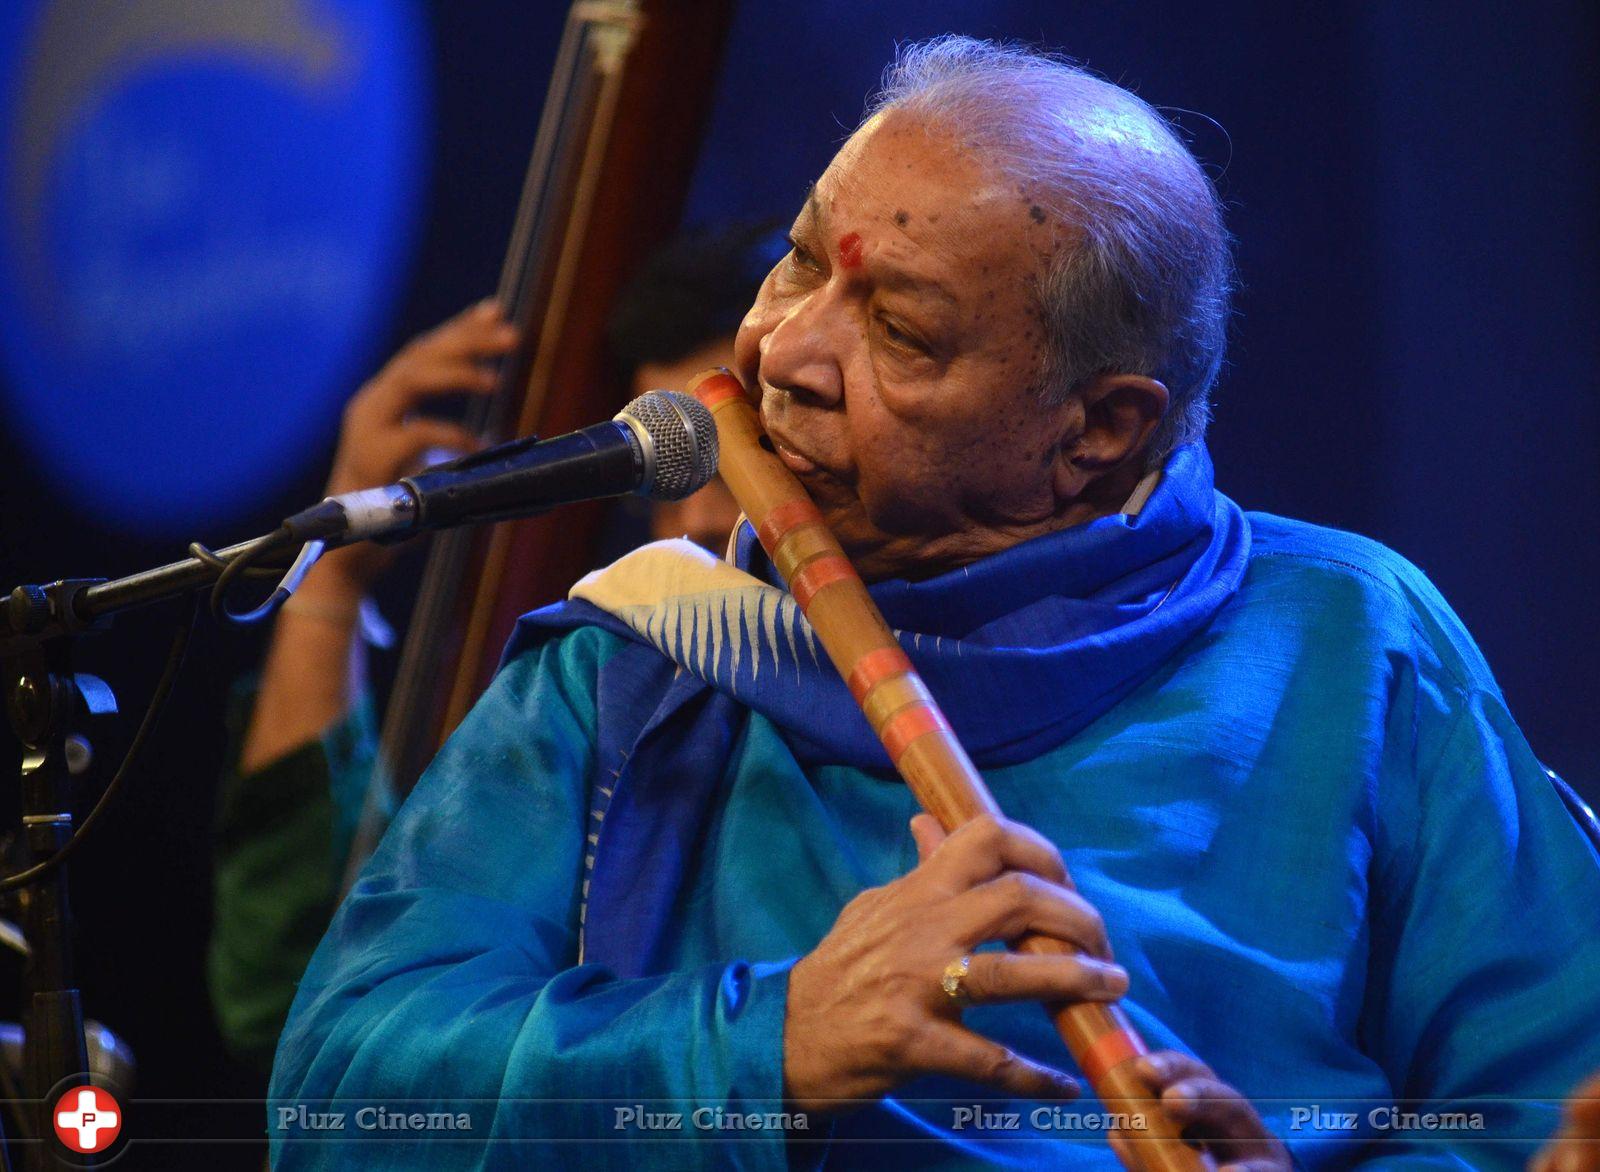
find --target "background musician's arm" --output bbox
[238,300,516,774]
[209,301,516,1067]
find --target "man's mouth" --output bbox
[757,398,823,476]
[768,435,819,475]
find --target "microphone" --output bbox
[285,390,719,543]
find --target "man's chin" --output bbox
[822,512,938,583]
[783,482,951,581]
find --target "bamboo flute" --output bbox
[691,367,1209,1172]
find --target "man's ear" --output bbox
[1051,373,1169,501]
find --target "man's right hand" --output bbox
[314,299,519,598]
[782,813,1129,1114]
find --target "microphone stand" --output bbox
[0,393,708,1166]
[1,534,292,1169]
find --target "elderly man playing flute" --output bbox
[268,37,1600,1171]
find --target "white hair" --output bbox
[866,37,1232,465]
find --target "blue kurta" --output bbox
[268,448,1600,1170]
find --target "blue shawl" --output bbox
[500,444,1250,975]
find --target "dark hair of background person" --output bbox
[594,217,789,562]
[605,218,790,376]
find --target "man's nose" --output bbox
[757,296,844,408]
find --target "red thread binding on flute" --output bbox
[693,376,745,409]
[1076,1027,1145,1086]
[756,498,825,552]
[790,555,856,610]
[881,704,948,763]
[846,646,913,706]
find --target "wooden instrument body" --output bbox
[341,0,732,886]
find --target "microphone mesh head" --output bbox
[615,390,719,501]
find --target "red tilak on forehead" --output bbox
[837,232,864,269]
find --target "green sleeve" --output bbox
[207,679,383,1072]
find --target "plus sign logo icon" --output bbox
[52,1085,122,1154]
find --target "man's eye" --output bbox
[878,315,926,353]
[787,236,820,271]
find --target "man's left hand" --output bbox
[1531,1072,1600,1172]
[1116,1051,1290,1172]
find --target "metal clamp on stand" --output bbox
[4,580,119,1169]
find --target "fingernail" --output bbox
[1096,962,1129,996]
[475,297,498,314]
[1053,1073,1081,1099]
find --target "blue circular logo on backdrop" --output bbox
[0,0,428,536]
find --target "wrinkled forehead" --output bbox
[810,111,1064,271]
[819,112,1003,213]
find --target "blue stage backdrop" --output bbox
[0,0,429,536]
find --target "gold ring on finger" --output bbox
[941,954,975,1007]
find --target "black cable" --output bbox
[0,527,304,891]
[208,527,296,624]
[185,541,278,579]
[0,596,196,893]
